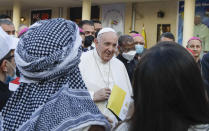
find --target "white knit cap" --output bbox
[97,27,116,38]
[0,27,19,60]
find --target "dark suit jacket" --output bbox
[117,54,139,83]
[0,81,11,111]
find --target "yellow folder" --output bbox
[107,85,127,120]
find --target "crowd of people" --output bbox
[0,14,209,131]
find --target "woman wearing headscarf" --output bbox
[186,37,202,68]
[0,18,110,131]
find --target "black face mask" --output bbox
[84,35,94,47]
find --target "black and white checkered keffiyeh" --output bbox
[0,18,110,131]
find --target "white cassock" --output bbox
[79,48,133,130]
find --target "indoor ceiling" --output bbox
[0,0,174,9]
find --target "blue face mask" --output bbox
[135,44,144,54]
[5,75,16,84]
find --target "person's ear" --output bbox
[0,60,8,72]
[94,38,98,47]
[118,46,122,54]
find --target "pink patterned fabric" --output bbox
[188,37,202,43]
[133,33,143,38]
[79,28,84,33]
[18,27,28,37]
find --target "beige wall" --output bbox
[134,1,178,48]
[124,3,132,34]
[20,8,30,26]
[52,8,59,18]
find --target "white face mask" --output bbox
[122,50,136,61]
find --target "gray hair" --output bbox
[97,33,103,43]
[0,19,14,26]
[118,35,134,46]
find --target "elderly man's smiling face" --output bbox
[96,32,118,62]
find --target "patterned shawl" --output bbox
[0,18,110,131]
